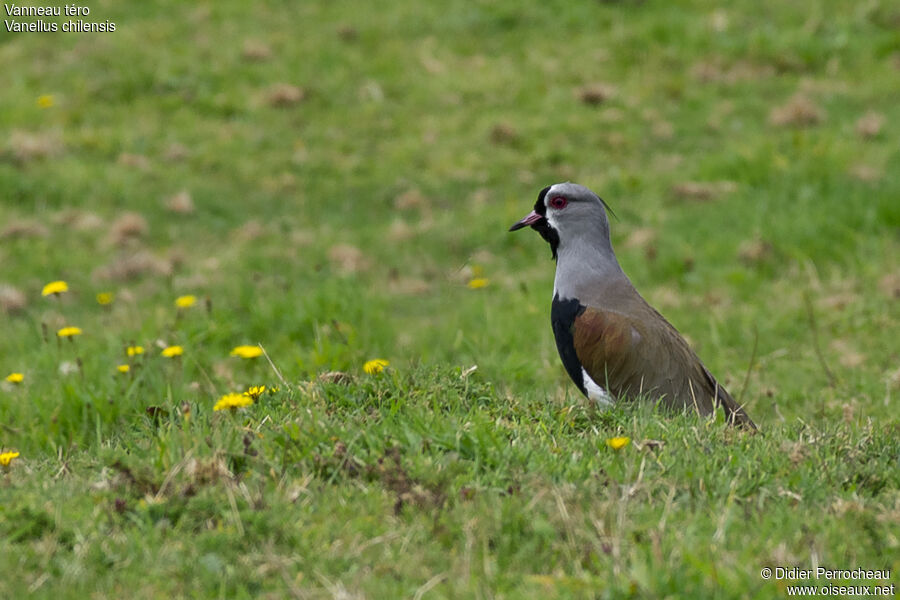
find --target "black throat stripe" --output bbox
[532,186,560,260]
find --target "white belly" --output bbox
[582,367,614,408]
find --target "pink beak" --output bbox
[509,210,544,232]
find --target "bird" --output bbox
[509,182,757,429]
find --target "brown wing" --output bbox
[573,306,650,400]
[573,305,718,416]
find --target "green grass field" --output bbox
[2,0,899,597]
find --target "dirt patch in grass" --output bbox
[0,219,48,239]
[388,274,431,295]
[576,83,617,105]
[817,291,860,312]
[737,238,774,265]
[233,220,266,242]
[623,227,658,261]
[117,153,152,171]
[163,143,190,162]
[6,130,63,163]
[165,190,195,215]
[848,164,883,182]
[266,83,306,108]
[690,57,775,84]
[855,111,885,139]
[394,188,429,211]
[111,460,161,497]
[878,272,900,300]
[369,446,446,515]
[107,212,149,247]
[328,244,370,274]
[0,284,27,314]
[318,371,353,384]
[241,39,272,61]
[670,181,737,202]
[769,94,824,128]
[52,209,104,231]
[337,24,358,42]
[386,219,415,242]
[490,122,519,145]
[184,456,234,486]
[830,339,866,369]
[94,251,174,281]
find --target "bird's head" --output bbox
[509,182,615,260]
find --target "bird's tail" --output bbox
[715,384,758,431]
[701,365,758,431]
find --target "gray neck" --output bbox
[553,235,633,304]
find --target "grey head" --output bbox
[510,182,630,302]
[509,182,616,260]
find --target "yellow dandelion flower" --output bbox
[230,345,263,359]
[116,364,130,374]
[57,326,82,338]
[126,345,144,357]
[606,436,631,451]
[0,451,20,467]
[37,94,54,108]
[42,280,69,296]
[244,385,266,400]
[161,345,183,358]
[96,292,114,305]
[467,277,489,289]
[213,393,254,411]
[175,295,197,309]
[4,373,24,384]
[363,359,389,375]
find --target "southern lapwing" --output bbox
[510,182,757,429]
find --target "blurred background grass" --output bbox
[1,0,899,597]
[3,0,897,430]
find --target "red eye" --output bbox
[548,196,568,210]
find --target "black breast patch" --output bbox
[551,293,587,397]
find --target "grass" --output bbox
[1,0,899,597]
